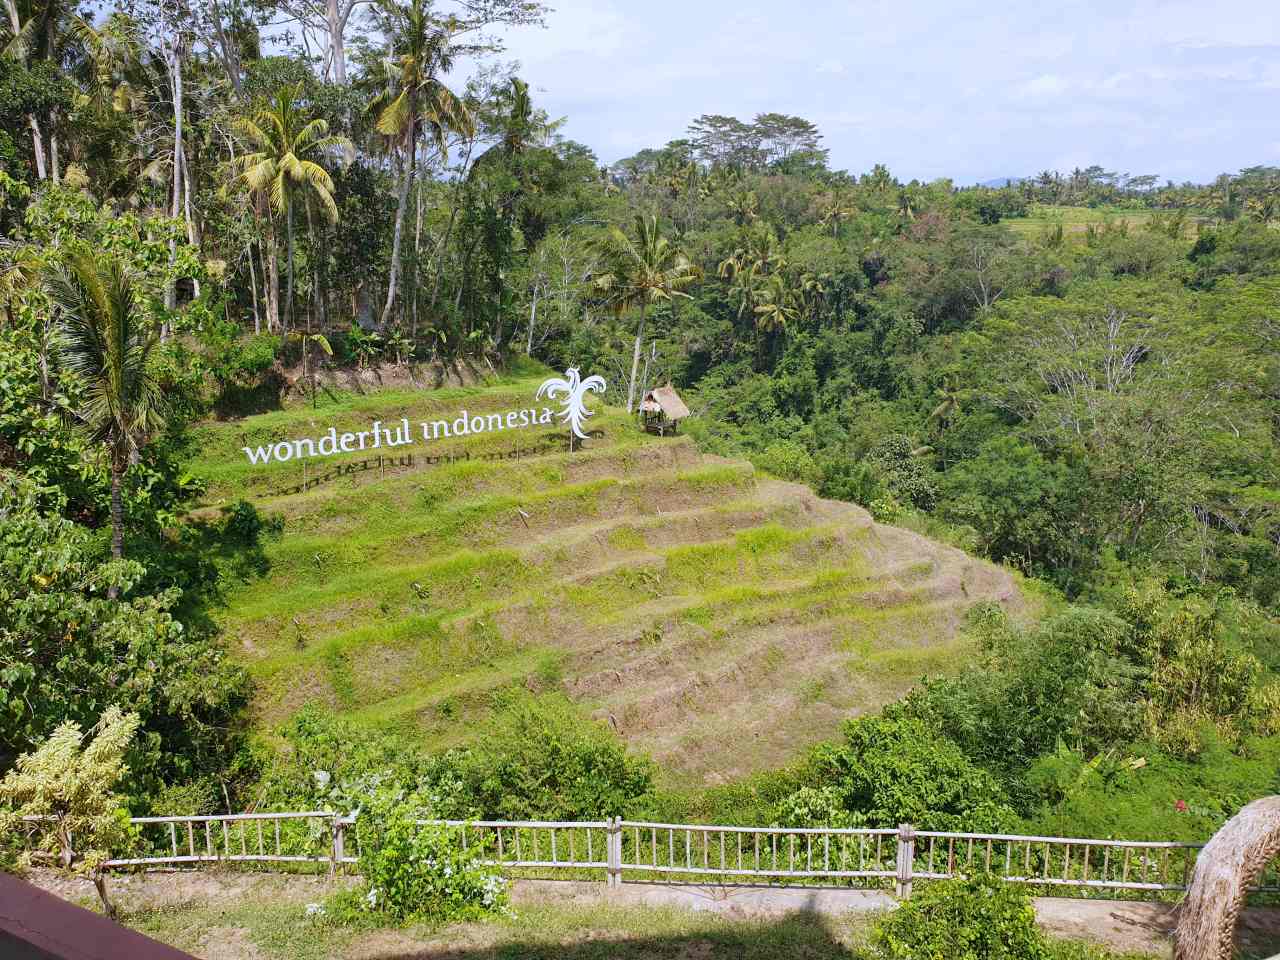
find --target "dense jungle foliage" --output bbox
[1,0,1279,857]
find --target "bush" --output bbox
[755,440,817,484]
[772,785,865,828]
[348,798,506,925]
[868,434,937,510]
[459,694,656,820]
[805,715,1016,831]
[903,604,1145,773]
[872,874,1048,960]
[253,697,656,823]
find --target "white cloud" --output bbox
[484,0,1279,180]
[1018,73,1071,98]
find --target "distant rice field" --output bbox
[1002,203,1208,242]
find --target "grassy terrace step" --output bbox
[223,463,759,646]
[191,374,1024,780]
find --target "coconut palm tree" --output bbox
[369,0,473,328]
[752,274,797,367]
[818,191,855,236]
[47,251,165,597]
[594,215,699,413]
[233,82,351,332]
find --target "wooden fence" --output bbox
[24,813,1280,900]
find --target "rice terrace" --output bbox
[4,0,1280,957]
[194,368,1023,782]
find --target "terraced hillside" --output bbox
[192,372,1025,784]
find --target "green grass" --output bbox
[1001,203,1198,243]
[120,888,1159,960]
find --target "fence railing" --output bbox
[104,812,353,869]
[24,813,1280,900]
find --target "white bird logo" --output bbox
[537,367,607,440]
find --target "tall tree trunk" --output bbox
[180,141,200,299]
[381,131,416,328]
[326,0,346,84]
[264,212,280,331]
[626,303,646,413]
[208,0,245,98]
[305,199,325,332]
[108,456,124,599]
[164,46,185,327]
[2,0,47,179]
[428,137,475,312]
[248,242,261,334]
[526,283,539,354]
[284,196,295,331]
[411,163,424,338]
[27,115,48,179]
[49,124,59,182]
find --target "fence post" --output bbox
[331,815,345,876]
[606,818,622,890]
[896,823,915,899]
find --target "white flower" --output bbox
[305,903,326,918]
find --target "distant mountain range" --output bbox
[976,177,1026,188]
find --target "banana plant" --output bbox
[348,321,383,370]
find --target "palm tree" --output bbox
[47,251,165,597]
[594,215,699,413]
[751,274,797,367]
[819,192,854,236]
[233,82,351,332]
[369,0,472,328]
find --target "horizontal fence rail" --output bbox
[615,821,899,886]
[22,813,1280,900]
[109,812,350,869]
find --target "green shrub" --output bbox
[772,785,865,828]
[805,715,1016,831]
[868,434,937,511]
[755,440,817,483]
[349,798,506,925]
[872,874,1048,960]
[459,694,656,820]
[254,698,656,823]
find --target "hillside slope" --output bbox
[192,374,1024,784]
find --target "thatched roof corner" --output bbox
[1175,795,1280,960]
[642,385,690,421]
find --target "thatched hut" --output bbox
[639,384,690,436]
[1175,795,1280,960]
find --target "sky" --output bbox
[485,0,1280,184]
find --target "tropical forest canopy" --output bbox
[1,0,1280,849]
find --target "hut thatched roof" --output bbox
[1175,795,1280,960]
[643,385,690,421]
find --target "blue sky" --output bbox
[487,0,1280,184]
